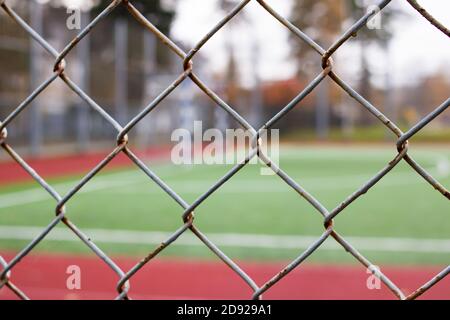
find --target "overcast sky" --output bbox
[171,0,450,88]
[37,0,450,88]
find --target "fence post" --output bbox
[141,31,157,147]
[114,18,128,126]
[76,10,90,152]
[29,0,43,156]
[249,31,262,128]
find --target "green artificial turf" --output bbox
[0,145,448,266]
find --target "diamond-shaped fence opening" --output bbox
[0,0,449,300]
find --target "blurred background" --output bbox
[0,0,449,157]
[0,0,449,300]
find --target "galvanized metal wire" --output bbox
[0,0,449,300]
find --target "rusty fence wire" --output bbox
[0,0,449,300]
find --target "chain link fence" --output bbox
[0,0,449,300]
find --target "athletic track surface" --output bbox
[0,151,448,300]
[0,253,449,300]
[0,147,170,186]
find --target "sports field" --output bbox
[0,145,449,299]
[1,145,449,262]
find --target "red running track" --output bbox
[0,147,171,186]
[0,253,448,300]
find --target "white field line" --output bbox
[279,148,448,160]
[0,166,176,209]
[111,168,447,194]
[0,225,449,254]
[0,177,138,209]
[0,157,448,208]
